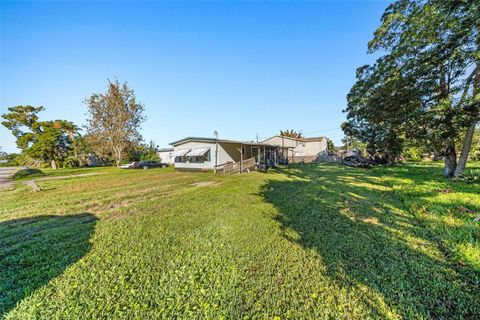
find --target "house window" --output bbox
[175,156,187,163]
[189,150,211,163]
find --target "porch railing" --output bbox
[214,157,257,174]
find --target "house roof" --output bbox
[170,137,217,146]
[157,147,174,152]
[263,135,327,143]
[169,136,287,148]
[300,136,327,142]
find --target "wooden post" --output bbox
[214,131,219,173]
[263,145,266,167]
[240,144,243,174]
[26,180,41,192]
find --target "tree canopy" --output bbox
[343,0,479,177]
[279,129,303,139]
[84,79,146,165]
[1,106,78,169]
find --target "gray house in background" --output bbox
[262,135,328,162]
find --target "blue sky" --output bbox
[0,1,389,153]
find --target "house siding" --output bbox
[171,141,242,170]
[157,150,174,164]
[262,136,328,159]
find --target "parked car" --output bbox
[139,160,168,169]
[120,162,141,169]
[120,161,168,169]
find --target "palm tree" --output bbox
[279,129,303,139]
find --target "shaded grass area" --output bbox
[0,214,97,315]
[0,163,478,319]
[11,166,118,181]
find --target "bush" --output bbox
[457,169,480,184]
[0,153,21,167]
[403,147,423,162]
[13,168,45,180]
[470,149,480,161]
[60,156,80,168]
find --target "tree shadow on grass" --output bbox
[262,163,479,319]
[0,213,97,316]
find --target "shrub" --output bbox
[13,168,45,180]
[61,156,80,168]
[403,147,423,162]
[457,169,480,184]
[0,153,21,167]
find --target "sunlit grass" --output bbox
[1,163,479,319]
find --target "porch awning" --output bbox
[172,148,190,157]
[186,147,210,157]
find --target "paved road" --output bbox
[0,167,20,190]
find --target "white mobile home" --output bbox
[170,137,283,171]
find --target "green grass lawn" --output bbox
[1,163,479,319]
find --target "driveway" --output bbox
[0,167,20,190]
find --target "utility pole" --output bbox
[256,133,258,143]
[213,131,218,173]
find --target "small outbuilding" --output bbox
[156,148,174,165]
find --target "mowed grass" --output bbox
[0,163,479,319]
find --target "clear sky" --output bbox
[0,0,389,153]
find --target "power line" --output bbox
[303,128,342,134]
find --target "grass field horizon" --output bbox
[1,163,479,319]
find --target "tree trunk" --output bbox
[51,159,58,170]
[439,68,457,177]
[444,139,457,177]
[455,31,480,177]
[113,145,122,166]
[454,122,477,177]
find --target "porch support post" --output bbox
[263,145,266,167]
[240,143,243,174]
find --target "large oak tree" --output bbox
[344,0,479,177]
[1,106,78,169]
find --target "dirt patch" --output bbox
[436,188,453,194]
[191,181,220,187]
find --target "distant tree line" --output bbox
[1,79,158,169]
[342,0,479,178]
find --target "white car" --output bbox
[120,162,140,169]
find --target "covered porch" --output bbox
[214,141,287,174]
